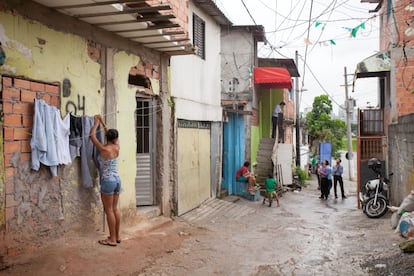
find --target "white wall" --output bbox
[170,1,222,122]
[221,29,255,94]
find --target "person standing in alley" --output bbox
[90,115,122,247]
[333,159,347,199]
[271,101,285,142]
[318,160,330,200]
[327,160,333,198]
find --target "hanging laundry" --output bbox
[68,115,104,188]
[80,116,104,188]
[31,98,71,176]
[69,113,83,159]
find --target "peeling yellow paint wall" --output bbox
[0,12,103,116]
[113,51,140,208]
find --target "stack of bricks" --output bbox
[1,76,59,235]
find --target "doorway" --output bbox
[135,97,156,206]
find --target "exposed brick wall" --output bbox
[1,76,62,256]
[395,54,414,117]
[147,0,189,38]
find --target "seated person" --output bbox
[236,161,257,194]
[264,174,280,207]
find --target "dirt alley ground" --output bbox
[1,175,414,276]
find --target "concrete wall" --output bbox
[170,1,222,122]
[0,3,171,256]
[220,28,254,95]
[388,113,414,206]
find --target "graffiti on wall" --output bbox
[62,78,86,115]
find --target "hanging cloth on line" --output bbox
[31,98,71,176]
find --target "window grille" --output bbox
[193,13,205,59]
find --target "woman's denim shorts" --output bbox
[100,175,122,195]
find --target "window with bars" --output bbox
[193,13,205,59]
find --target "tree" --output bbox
[305,95,346,159]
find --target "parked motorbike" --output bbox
[359,158,391,218]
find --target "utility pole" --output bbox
[295,51,300,167]
[344,66,353,181]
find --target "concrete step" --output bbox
[136,206,161,220]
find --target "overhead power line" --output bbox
[240,0,257,25]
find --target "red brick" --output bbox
[30,81,45,92]
[14,79,30,89]
[13,128,31,140]
[5,168,14,179]
[22,115,33,127]
[13,102,33,115]
[42,94,51,104]
[6,194,20,208]
[5,206,16,222]
[4,114,21,127]
[21,89,37,103]
[20,140,32,153]
[4,153,12,167]
[2,77,12,87]
[3,87,20,101]
[3,128,13,140]
[45,84,59,94]
[20,153,30,163]
[50,96,59,107]
[5,176,14,193]
[4,141,21,153]
[2,102,13,113]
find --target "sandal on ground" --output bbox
[107,236,121,243]
[98,239,117,247]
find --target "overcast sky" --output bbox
[216,0,380,113]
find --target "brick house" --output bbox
[356,0,414,204]
[0,0,194,257]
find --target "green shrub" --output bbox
[294,166,311,187]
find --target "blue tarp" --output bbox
[319,142,332,165]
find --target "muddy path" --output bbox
[2,177,410,275]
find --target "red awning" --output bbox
[254,67,292,89]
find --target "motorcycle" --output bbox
[359,158,391,218]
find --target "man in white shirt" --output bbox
[271,101,285,141]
